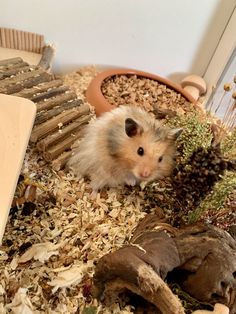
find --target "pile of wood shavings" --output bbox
[0,67,147,314]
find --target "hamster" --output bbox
[67,105,182,191]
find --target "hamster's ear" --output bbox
[125,118,143,137]
[168,128,183,141]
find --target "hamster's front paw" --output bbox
[125,177,137,187]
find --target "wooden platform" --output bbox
[0,57,92,170]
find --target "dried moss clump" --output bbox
[188,128,236,223]
[221,127,236,158]
[165,110,213,163]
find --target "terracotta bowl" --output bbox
[86,68,197,117]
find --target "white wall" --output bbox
[1,0,235,81]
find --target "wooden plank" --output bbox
[0,72,53,94]
[36,91,77,112]
[30,104,90,143]
[35,98,83,125]
[13,79,63,98]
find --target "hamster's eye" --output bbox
[158,156,163,162]
[137,147,144,156]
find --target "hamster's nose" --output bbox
[139,169,151,178]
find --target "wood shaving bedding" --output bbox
[0,67,234,314]
[0,66,146,313]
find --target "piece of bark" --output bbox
[43,129,84,161]
[52,151,72,171]
[30,104,90,143]
[38,45,55,71]
[37,113,91,151]
[35,98,83,125]
[13,79,63,99]
[0,71,53,94]
[36,91,77,112]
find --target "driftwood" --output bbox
[93,210,236,313]
[37,114,91,151]
[30,104,90,143]
[36,91,77,112]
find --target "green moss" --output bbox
[169,283,213,313]
[188,171,236,223]
[221,127,236,158]
[165,110,213,163]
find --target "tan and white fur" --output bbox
[67,106,182,191]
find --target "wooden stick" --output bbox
[30,104,90,143]
[37,113,91,151]
[13,79,63,98]
[36,91,77,112]
[38,45,55,71]
[0,28,6,47]
[43,129,84,161]
[17,29,22,51]
[0,65,36,80]
[0,72,53,94]
[31,85,69,103]
[52,151,72,171]
[39,35,44,54]
[33,33,37,54]
[35,98,83,125]
[0,68,44,87]
[9,28,14,49]
[0,61,29,73]
[0,57,23,67]
[5,28,10,49]
[28,31,33,52]
[13,29,18,50]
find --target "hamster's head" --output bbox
[110,117,182,183]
